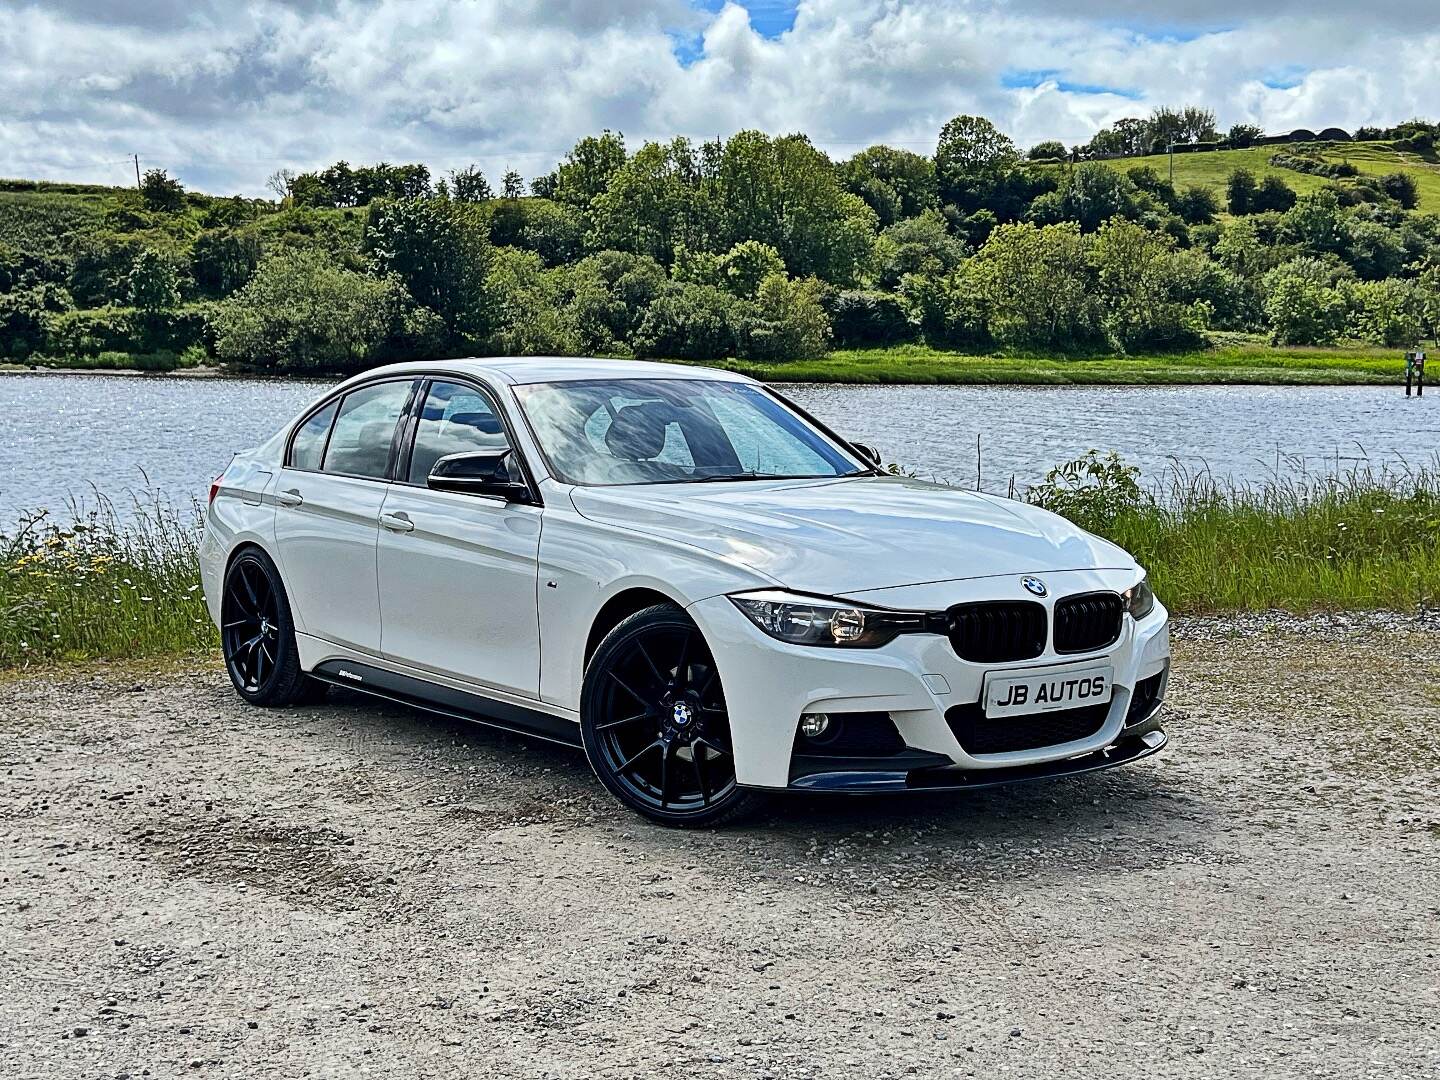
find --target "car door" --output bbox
[376,378,543,698]
[272,378,417,654]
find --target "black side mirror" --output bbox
[427,449,532,502]
[851,442,882,467]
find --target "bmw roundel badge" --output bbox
[1021,576,1048,597]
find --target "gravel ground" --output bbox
[2,617,1438,1079]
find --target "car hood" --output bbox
[568,475,1134,596]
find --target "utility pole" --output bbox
[133,154,142,190]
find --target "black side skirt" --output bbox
[310,659,582,749]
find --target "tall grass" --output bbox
[0,493,211,667]
[2,458,1437,669]
[1030,453,1440,613]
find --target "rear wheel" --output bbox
[581,605,760,827]
[221,548,327,707]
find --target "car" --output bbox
[200,357,1170,826]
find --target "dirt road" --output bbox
[2,616,1438,1078]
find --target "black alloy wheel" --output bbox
[220,549,327,707]
[581,605,759,827]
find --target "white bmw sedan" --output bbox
[201,357,1170,825]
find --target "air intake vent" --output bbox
[1053,592,1123,654]
[947,701,1109,755]
[946,601,1046,664]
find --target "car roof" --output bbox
[348,356,757,387]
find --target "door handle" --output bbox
[276,488,303,507]
[379,511,415,533]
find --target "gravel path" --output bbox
[2,618,1438,1079]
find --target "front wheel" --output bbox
[580,605,761,827]
[220,548,328,707]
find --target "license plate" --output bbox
[983,665,1113,718]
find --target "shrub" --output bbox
[1026,452,1148,535]
[212,251,440,370]
[825,290,915,347]
[485,247,582,356]
[363,197,493,344]
[126,249,180,311]
[1174,185,1220,225]
[965,221,1102,351]
[1345,278,1421,346]
[733,274,832,361]
[139,169,185,213]
[1378,172,1420,210]
[1263,256,1349,345]
[1226,124,1263,149]
[632,282,738,360]
[1227,169,1258,215]
[1254,175,1298,213]
[874,210,967,289]
[1027,140,1068,161]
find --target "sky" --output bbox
[2,0,1438,196]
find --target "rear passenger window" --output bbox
[407,381,510,484]
[322,381,414,479]
[289,400,337,471]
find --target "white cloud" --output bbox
[2,0,1437,195]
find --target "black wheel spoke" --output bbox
[608,669,652,708]
[691,746,710,805]
[672,633,690,687]
[618,739,664,773]
[634,639,667,692]
[596,709,654,732]
[223,557,283,696]
[658,741,675,808]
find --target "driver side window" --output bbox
[407,381,511,484]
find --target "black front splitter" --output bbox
[777,728,1167,793]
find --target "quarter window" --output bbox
[321,380,414,480]
[407,381,511,484]
[289,400,337,471]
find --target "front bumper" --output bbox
[689,568,1171,791]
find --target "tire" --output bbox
[580,605,762,827]
[220,547,329,708]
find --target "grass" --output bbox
[1069,141,1440,211]
[0,495,213,668]
[3,459,1437,669]
[717,339,1410,385]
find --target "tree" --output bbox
[1279,190,1349,256]
[449,165,493,203]
[1027,141,1068,161]
[551,131,627,209]
[191,229,260,296]
[1378,172,1419,210]
[632,282,738,360]
[501,170,525,200]
[838,145,939,226]
[484,247,581,355]
[1254,175,1298,213]
[363,197,494,344]
[1227,169,1258,215]
[1226,124,1264,149]
[126,249,180,311]
[1091,219,1209,351]
[1175,185,1220,225]
[266,169,296,201]
[1263,256,1348,345]
[1346,278,1421,346]
[588,139,708,263]
[963,221,1102,350]
[212,251,441,370]
[139,169,185,213]
[935,115,1018,209]
[718,240,786,299]
[733,273,832,361]
[874,209,967,289]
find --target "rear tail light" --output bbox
[208,476,222,506]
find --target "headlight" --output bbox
[729,590,930,648]
[1123,576,1155,620]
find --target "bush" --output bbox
[139,169,185,213]
[1026,452,1147,535]
[485,247,582,356]
[1378,172,1420,210]
[965,221,1102,351]
[1263,257,1349,345]
[1254,175,1298,213]
[363,197,493,344]
[632,282,739,360]
[825,290,915,347]
[1269,152,1358,179]
[1345,278,1421,346]
[733,274,832,362]
[1174,185,1220,225]
[212,251,441,371]
[1227,169,1258,215]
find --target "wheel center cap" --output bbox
[671,701,694,727]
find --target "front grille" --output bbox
[947,701,1109,755]
[1053,592,1123,654]
[946,601,1046,663]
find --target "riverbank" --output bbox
[3,618,1436,1078]
[3,339,1415,385]
[4,458,1437,669]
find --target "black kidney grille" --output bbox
[1053,592,1123,654]
[946,701,1109,755]
[946,601,1047,664]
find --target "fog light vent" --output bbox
[799,713,831,739]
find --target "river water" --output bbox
[1,373,1434,524]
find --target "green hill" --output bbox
[1077,141,1440,211]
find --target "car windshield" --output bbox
[513,378,869,486]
